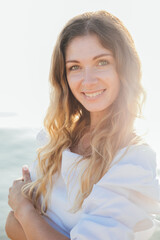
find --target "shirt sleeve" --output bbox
[70,145,160,240]
[30,128,49,181]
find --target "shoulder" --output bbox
[29,129,49,181]
[95,144,159,200]
[70,144,160,239]
[36,128,49,147]
[112,144,157,171]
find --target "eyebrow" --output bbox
[65,53,113,64]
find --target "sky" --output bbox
[0,0,160,155]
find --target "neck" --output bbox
[90,111,106,129]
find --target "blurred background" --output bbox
[0,0,160,239]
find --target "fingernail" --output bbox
[23,165,28,171]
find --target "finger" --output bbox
[16,177,24,181]
[22,165,31,183]
[9,186,12,191]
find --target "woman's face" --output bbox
[65,34,120,115]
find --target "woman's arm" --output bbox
[7,167,70,240]
[5,211,27,240]
[14,203,69,240]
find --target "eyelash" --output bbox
[69,65,80,71]
[98,59,109,66]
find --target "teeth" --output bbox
[84,90,104,98]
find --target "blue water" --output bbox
[0,128,160,239]
[0,128,39,239]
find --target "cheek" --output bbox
[107,70,120,96]
[113,77,120,98]
[67,76,81,92]
[67,80,78,99]
[102,69,120,87]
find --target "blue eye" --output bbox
[98,60,108,66]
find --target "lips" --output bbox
[82,89,105,98]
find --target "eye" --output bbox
[69,65,80,71]
[98,60,108,66]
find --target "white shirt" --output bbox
[30,133,160,240]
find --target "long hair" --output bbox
[23,11,146,213]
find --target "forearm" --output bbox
[15,205,70,240]
[7,169,69,240]
[5,211,27,240]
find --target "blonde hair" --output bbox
[23,11,146,213]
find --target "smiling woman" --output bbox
[6,10,160,240]
[66,34,120,118]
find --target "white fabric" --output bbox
[30,134,160,240]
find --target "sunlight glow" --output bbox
[0,0,159,164]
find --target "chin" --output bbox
[85,107,108,113]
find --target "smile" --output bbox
[83,89,105,98]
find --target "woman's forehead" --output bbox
[65,34,113,61]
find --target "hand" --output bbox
[8,165,34,216]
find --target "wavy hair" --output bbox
[23,10,146,213]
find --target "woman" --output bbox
[6,10,160,240]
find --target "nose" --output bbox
[82,67,98,87]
